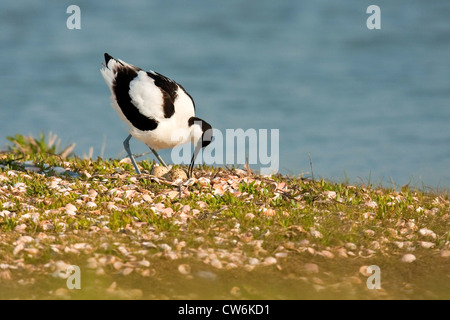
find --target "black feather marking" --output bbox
[104,53,113,64]
[113,66,158,131]
[188,117,212,148]
[146,71,177,119]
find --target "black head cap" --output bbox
[188,117,213,177]
[188,117,213,148]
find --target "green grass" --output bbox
[0,136,449,299]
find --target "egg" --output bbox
[163,167,188,181]
[151,166,170,178]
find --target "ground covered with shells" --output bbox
[0,150,449,300]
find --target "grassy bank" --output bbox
[0,137,449,299]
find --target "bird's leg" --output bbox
[123,134,141,174]
[150,148,168,168]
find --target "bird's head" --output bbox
[188,117,213,177]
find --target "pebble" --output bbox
[14,224,27,233]
[419,241,434,249]
[73,243,91,251]
[41,222,54,231]
[211,259,223,269]
[16,235,34,244]
[86,201,97,209]
[274,252,288,258]
[127,289,143,299]
[313,284,326,292]
[263,209,276,217]
[13,243,25,256]
[0,210,13,218]
[324,191,336,200]
[336,247,348,258]
[124,190,135,199]
[401,254,416,263]
[370,241,381,250]
[312,277,324,285]
[138,260,151,267]
[262,257,277,266]
[244,264,255,272]
[113,261,124,270]
[362,212,375,220]
[198,177,210,187]
[2,202,15,209]
[298,239,309,247]
[245,213,255,220]
[225,262,238,270]
[0,270,11,280]
[320,250,335,259]
[142,194,152,203]
[440,250,450,258]
[86,258,98,269]
[347,276,362,285]
[140,269,151,277]
[142,242,157,249]
[365,201,378,208]
[122,267,133,276]
[230,286,241,297]
[158,244,171,251]
[167,191,179,199]
[54,288,70,299]
[107,204,119,211]
[213,185,225,196]
[13,182,26,189]
[304,263,319,274]
[178,264,191,275]
[165,251,179,260]
[419,228,436,240]
[6,171,17,177]
[359,265,371,277]
[196,270,217,281]
[309,228,323,239]
[65,203,77,216]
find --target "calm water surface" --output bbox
[1,0,449,189]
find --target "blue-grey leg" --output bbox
[123,134,141,174]
[150,148,168,168]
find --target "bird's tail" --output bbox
[100,53,139,89]
[104,53,115,66]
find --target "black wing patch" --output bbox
[113,66,158,131]
[146,71,177,119]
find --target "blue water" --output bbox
[1,0,449,189]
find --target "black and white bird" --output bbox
[100,53,212,177]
